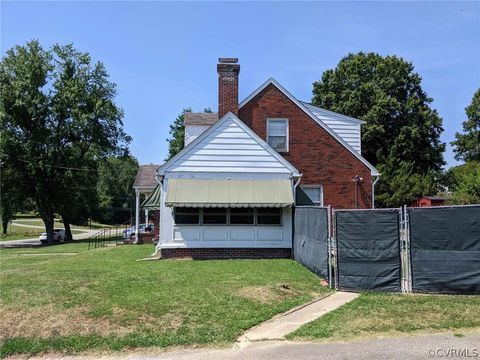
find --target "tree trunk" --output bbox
[61,214,73,242]
[2,219,8,235]
[39,209,55,245]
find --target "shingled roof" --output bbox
[133,164,161,188]
[184,112,219,125]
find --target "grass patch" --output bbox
[0,244,329,357]
[288,292,480,341]
[1,216,115,242]
[0,241,94,255]
[11,217,114,230]
[0,223,85,241]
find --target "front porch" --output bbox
[132,164,161,244]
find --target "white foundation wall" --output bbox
[158,176,293,249]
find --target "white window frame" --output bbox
[266,118,289,153]
[301,185,324,206]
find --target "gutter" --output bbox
[291,174,302,258]
[150,172,164,256]
[372,175,381,209]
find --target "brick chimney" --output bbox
[217,58,240,118]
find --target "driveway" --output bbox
[27,332,480,360]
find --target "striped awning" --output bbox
[141,185,161,210]
[165,179,294,208]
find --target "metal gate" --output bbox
[333,209,402,292]
[293,205,479,294]
[408,205,480,294]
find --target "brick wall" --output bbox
[151,210,160,237]
[239,84,372,209]
[160,248,291,260]
[217,61,240,118]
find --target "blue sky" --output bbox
[2,1,479,168]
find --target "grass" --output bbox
[288,292,480,341]
[1,217,114,241]
[0,223,85,241]
[0,244,329,357]
[11,218,112,230]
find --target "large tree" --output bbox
[96,154,139,224]
[166,108,191,160]
[443,162,480,204]
[0,40,130,243]
[0,165,25,234]
[312,52,445,206]
[451,89,480,162]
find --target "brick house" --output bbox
[136,58,379,256]
[413,196,447,207]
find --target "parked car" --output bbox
[39,229,66,244]
[122,224,155,239]
[123,226,136,239]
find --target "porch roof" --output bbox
[133,164,161,189]
[165,179,294,208]
[141,184,161,210]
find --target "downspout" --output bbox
[150,173,164,257]
[293,174,302,196]
[291,174,302,259]
[372,175,380,209]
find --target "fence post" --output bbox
[405,205,412,293]
[327,205,332,289]
[400,205,412,293]
[332,208,339,291]
[400,207,406,293]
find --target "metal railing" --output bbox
[87,226,127,250]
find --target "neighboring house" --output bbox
[133,164,161,242]
[413,196,447,207]
[135,58,379,257]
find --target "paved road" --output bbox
[0,229,100,249]
[9,222,52,229]
[28,332,480,360]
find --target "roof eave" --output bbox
[239,78,379,177]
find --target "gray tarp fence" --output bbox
[409,205,480,294]
[335,209,401,292]
[293,206,329,279]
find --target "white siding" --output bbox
[169,118,292,174]
[158,179,292,249]
[158,114,297,250]
[185,124,210,146]
[303,103,362,153]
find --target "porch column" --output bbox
[145,209,149,224]
[135,189,140,244]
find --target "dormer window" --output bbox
[267,118,289,152]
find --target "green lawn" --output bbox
[1,217,115,241]
[11,218,112,230]
[288,292,480,341]
[0,244,329,357]
[0,223,85,241]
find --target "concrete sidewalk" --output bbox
[238,291,359,341]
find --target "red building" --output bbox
[413,196,447,207]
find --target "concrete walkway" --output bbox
[238,291,359,342]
